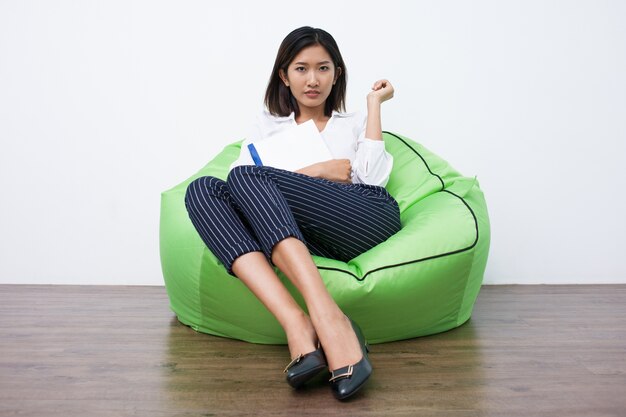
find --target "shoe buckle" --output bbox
[329,364,353,382]
[283,354,303,373]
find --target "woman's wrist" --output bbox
[367,94,382,108]
[366,96,383,140]
[296,162,322,178]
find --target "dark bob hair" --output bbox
[264,26,347,118]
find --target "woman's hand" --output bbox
[367,79,394,104]
[296,159,352,183]
[365,79,394,140]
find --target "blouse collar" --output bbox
[274,110,355,123]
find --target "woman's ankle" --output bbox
[283,311,318,357]
[309,305,346,328]
[311,313,362,370]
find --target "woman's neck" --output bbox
[295,107,329,125]
[295,108,331,132]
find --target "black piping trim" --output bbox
[388,131,446,190]
[316,131,480,281]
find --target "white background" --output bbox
[1,0,624,285]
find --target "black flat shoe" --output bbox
[329,318,372,401]
[284,346,327,389]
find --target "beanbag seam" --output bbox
[316,131,480,282]
[384,131,446,190]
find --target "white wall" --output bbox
[1,0,624,285]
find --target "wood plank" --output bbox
[0,284,625,416]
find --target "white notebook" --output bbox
[247,119,333,172]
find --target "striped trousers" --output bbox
[184,165,402,275]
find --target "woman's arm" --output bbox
[297,80,395,184]
[365,79,394,141]
[295,159,352,183]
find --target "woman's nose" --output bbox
[307,73,319,87]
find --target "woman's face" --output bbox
[279,44,341,117]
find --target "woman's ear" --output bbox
[279,69,290,87]
[334,67,343,85]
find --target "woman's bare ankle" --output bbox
[283,311,318,359]
[311,313,362,370]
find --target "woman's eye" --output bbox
[295,67,306,72]
[320,66,330,71]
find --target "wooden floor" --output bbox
[0,285,625,417]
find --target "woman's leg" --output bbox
[185,176,317,358]
[225,165,401,265]
[226,165,401,370]
[185,176,262,275]
[271,237,362,370]
[231,252,317,359]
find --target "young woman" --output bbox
[184,26,400,400]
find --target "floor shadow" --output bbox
[158,315,487,415]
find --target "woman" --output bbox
[185,26,400,400]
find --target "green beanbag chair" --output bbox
[160,132,490,344]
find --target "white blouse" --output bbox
[229,109,394,187]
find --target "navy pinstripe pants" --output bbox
[184,165,402,275]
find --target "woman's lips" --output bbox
[305,92,320,98]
